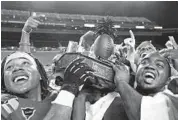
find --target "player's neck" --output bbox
[136,86,165,96]
[26,85,42,101]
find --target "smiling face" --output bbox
[136,52,170,93]
[3,52,41,94]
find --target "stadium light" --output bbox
[154,26,163,29]
[84,23,95,28]
[135,26,145,29]
[113,25,121,28]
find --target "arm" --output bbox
[112,63,177,120]
[116,81,142,120]
[44,58,94,120]
[19,31,31,53]
[169,36,178,49]
[19,15,42,53]
[159,49,178,73]
[43,90,75,120]
[72,94,87,120]
[125,30,137,73]
[112,63,142,120]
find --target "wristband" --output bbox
[22,26,32,34]
[61,84,79,96]
[19,42,30,46]
[52,90,75,107]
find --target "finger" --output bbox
[168,36,174,41]
[82,75,93,83]
[159,49,166,54]
[27,22,38,28]
[129,30,135,40]
[160,49,171,58]
[65,58,84,73]
[168,36,175,46]
[78,74,92,86]
[169,36,178,49]
[36,14,45,18]
[26,20,39,27]
[73,64,94,76]
[73,67,81,74]
[30,18,41,24]
[79,74,93,86]
[71,61,88,73]
[32,15,45,22]
[80,73,88,80]
[28,17,40,23]
[85,70,94,77]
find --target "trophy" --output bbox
[56,53,114,83]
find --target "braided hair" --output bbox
[1,52,49,100]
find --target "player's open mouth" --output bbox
[144,71,156,84]
[13,75,29,83]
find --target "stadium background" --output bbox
[1,1,178,65]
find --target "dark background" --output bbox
[2,1,178,28]
[1,1,178,48]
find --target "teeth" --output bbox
[145,72,155,78]
[14,76,28,83]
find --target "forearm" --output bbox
[43,90,75,120]
[116,81,142,120]
[19,31,31,53]
[72,95,86,120]
[44,104,72,120]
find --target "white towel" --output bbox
[85,92,120,120]
[141,89,178,120]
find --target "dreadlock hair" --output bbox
[1,52,49,100]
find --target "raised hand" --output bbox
[160,49,178,60]
[22,14,45,34]
[124,30,136,48]
[168,36,178,49]
[123,30,136,60]
[79,31,96,51]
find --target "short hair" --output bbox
[136,41,156,51]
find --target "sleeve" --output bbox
[141,93,170,120]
